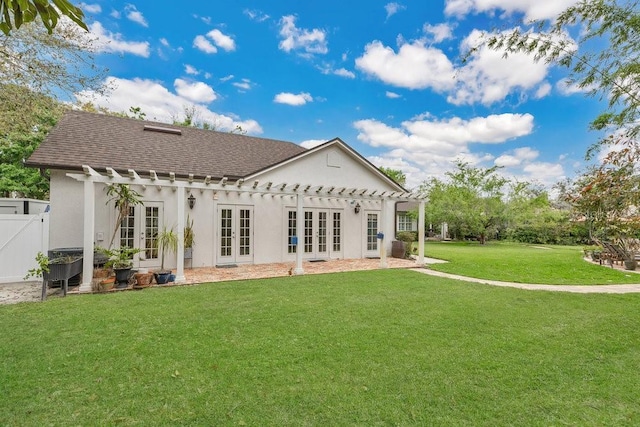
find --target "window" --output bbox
[397,213,416,232]
[119,206,135,249]
[287,211,297,254]
[367,213,378,251]
[332,212,341,252]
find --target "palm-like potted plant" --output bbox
[184,215,195,260]
[156,226,178,284]
[105,183,142,249]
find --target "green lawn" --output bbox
[2,270,640,425]
[425,241,640,285]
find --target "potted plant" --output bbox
[98,246,141,288]
[184,215,195,260]
[105,183,142,249]
[156,226,178,284]
[25,252,84,299]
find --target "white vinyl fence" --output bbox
[0,213,49,283]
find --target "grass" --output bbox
[425,241,640,285]
[2,270,640,425]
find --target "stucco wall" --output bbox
[49,143,403,269]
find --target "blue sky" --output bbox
[73,0,603,189]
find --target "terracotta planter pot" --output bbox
[134,272,153,287]
[99,277,115,292]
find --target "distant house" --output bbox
[27,111,426,290]
[395,201,418,234]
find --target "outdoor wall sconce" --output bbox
[354,202,361,214]
[188,193,196,209]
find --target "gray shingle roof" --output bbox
[26,110,308,179]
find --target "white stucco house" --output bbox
[27,111,425,291]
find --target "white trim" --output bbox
[67,166,426,279]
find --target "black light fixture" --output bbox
[354,202,361,214]
[188,193,196,209]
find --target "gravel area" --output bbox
[0,281,65,305]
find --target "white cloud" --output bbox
[88,22,150,57]
[206,29,236,52]
[386,91,401,98]
[300,139,327,149]
[174,79,217,103]
[333,68,356,78]
[556,78,594,95]
[193,29,236,54]
[273,92,313,106]
[184,64,199,75]
[125,4,148,27]
[233,79,253,91]
[367,155,422,188]
[522,162,565,184]
[353,113,535,184]
[193,35,217,54]
[385,3,406,19]
[193,14,211,25]
[278,15,328,55]
[534,82,552,98]
[444,0,580,21]
[355,40,455,91]
[80,3,101,14]
[220,75,234,82]
[494,147,539,167]
[423,23,454,43]
[75,76,262,134]
[244,9,270,22]
[110,10,120,19]
[448,29,551,105]
[160,38,170,47]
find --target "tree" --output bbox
[420,162,508,244]
[0,0,87,35]
[484,0,640,244]
[0,84,64,198]
[379,167,406,187]
[559,164,640,241]
[504,182,575,244]
[484,0,639,147]
[1,20,105,98]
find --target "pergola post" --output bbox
[79,180,95,292]
[379,198,388,268]
[175,187,186,283]
[294,193,304,275]
[417,200,425,266]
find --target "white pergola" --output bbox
[68,165,426,292]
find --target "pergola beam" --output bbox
[69,165,426,290]
[69,167,425,202]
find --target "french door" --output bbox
[288,209,342,259]
[217,205,254,264]
[364,211,379,256]
[119,202,163,268]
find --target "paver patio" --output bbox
[183,257,423,284]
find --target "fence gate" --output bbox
[0,213,50,283]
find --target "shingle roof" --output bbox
[26,110,308,179]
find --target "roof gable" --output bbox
[246,138,407,192]
[26,110,306,179]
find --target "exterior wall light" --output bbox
[354,202,361,214]
[188,193,196,209]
